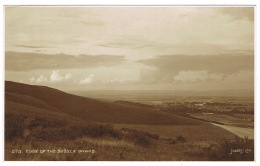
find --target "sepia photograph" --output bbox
[4,6,254,161]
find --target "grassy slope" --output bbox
[5,81,204,125]
[5,114,250,161]
[5,100,82,121]
[6,81,251,161]
[114,124,236,140]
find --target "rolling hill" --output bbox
[5,81,242,161]
[5,81,204,125]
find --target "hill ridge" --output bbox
[5,81,204,125]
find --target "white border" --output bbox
[0,0,258,6]
[0,0,259,166]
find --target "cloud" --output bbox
[29,70,72,84]
[5,7,104,48]
[50,70,72,83]
[29,76,35,82]
[5,8,253,62]
[80,20,105,26]
[78,74,95,84]
[29,75,48,83]
[138,54,253,84]
[35,75,48,83]
[218,7,254,21]
[14,45,53,49]
[174,71,223,83]
[6,52,126,71]
[5,7,254,91]
[99,37,156,49]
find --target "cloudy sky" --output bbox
[5,7,254,91]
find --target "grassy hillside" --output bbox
[5,113,253,161]
[5,81,204,125]
[5,81,253,161]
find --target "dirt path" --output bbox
[211,123,254,139]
